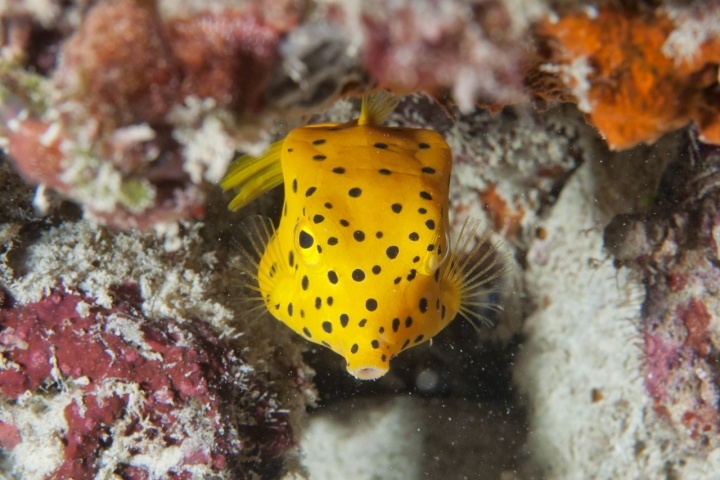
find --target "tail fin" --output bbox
[221,140,284,211]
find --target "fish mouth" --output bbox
[347,365,389,380]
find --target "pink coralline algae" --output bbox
[360,0,531,111]
[605,141,720,449]
[53,0,181,126]
[0,287,293,478]
[168,9,281,113]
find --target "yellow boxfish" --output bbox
[222,92,505,380]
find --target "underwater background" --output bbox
[1,1,720,478]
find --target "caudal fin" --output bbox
[221,140,285,211]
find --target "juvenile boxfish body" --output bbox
[222,93,502,380]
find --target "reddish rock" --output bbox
[53,0,181,126]
[0,287,294,478]
[168,8,281,112]
[6,118,66,189]
[606,142,720,449]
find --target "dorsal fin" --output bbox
[357,91,399,126]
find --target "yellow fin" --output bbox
[442,218,511,329]
[357,91,399,126]
[221,140,284,211]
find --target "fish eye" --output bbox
[294,220,321,266]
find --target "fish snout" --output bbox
[347,365,389,380]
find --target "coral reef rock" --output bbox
[0,288,292,479]
[532,4,720,150]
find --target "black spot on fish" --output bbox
[288,303,293,316]
[418,207,427,214]
[415,334,424,343]
[427,244,435,252]
[402,339,410,350]
[340,314,349,327]
[306,186,316,197]
[425,219,436,230]
[376,231,384,239]
[327,296,334,306]
[391,203,402,213]
[386,246,399,259]
[313,139,326,145]
[392,318,400,332]
[351,344,359,354]
[409,232,419,241]
[419,298,428,313]
[324,202,333,209]
[422,166,436,174]
[303,327,312,338]
[302,275,309,290]
[371,339,380,349]
[418,143,430,149]
[328,237,338,246]
[405,316,413,328]
[315,297,322,309]
[365,299,378,312]
[323,321,333,333]
[313,214,325,224]
[379,169,392,175]
[358,319,367,327]
[413,256,420,263]
[372,265,381,275]
[420,191,432,200]
[288,251,294,267]
[340,219,350,227]
[441,304,446,319]
[349,187,362,198]
[328,270,338,284]
[352,269,366,282]
[313,154,327,161]
[292,179,297,193]
[374,142,388,149]
[394,276,402,285]
[407,269,417,281]
[333,167,346,174]
[353,230,365,242]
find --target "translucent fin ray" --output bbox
[229,215,277,291]
[357,91,400,126]
[221,140,285,211]
[443,217,511,328]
